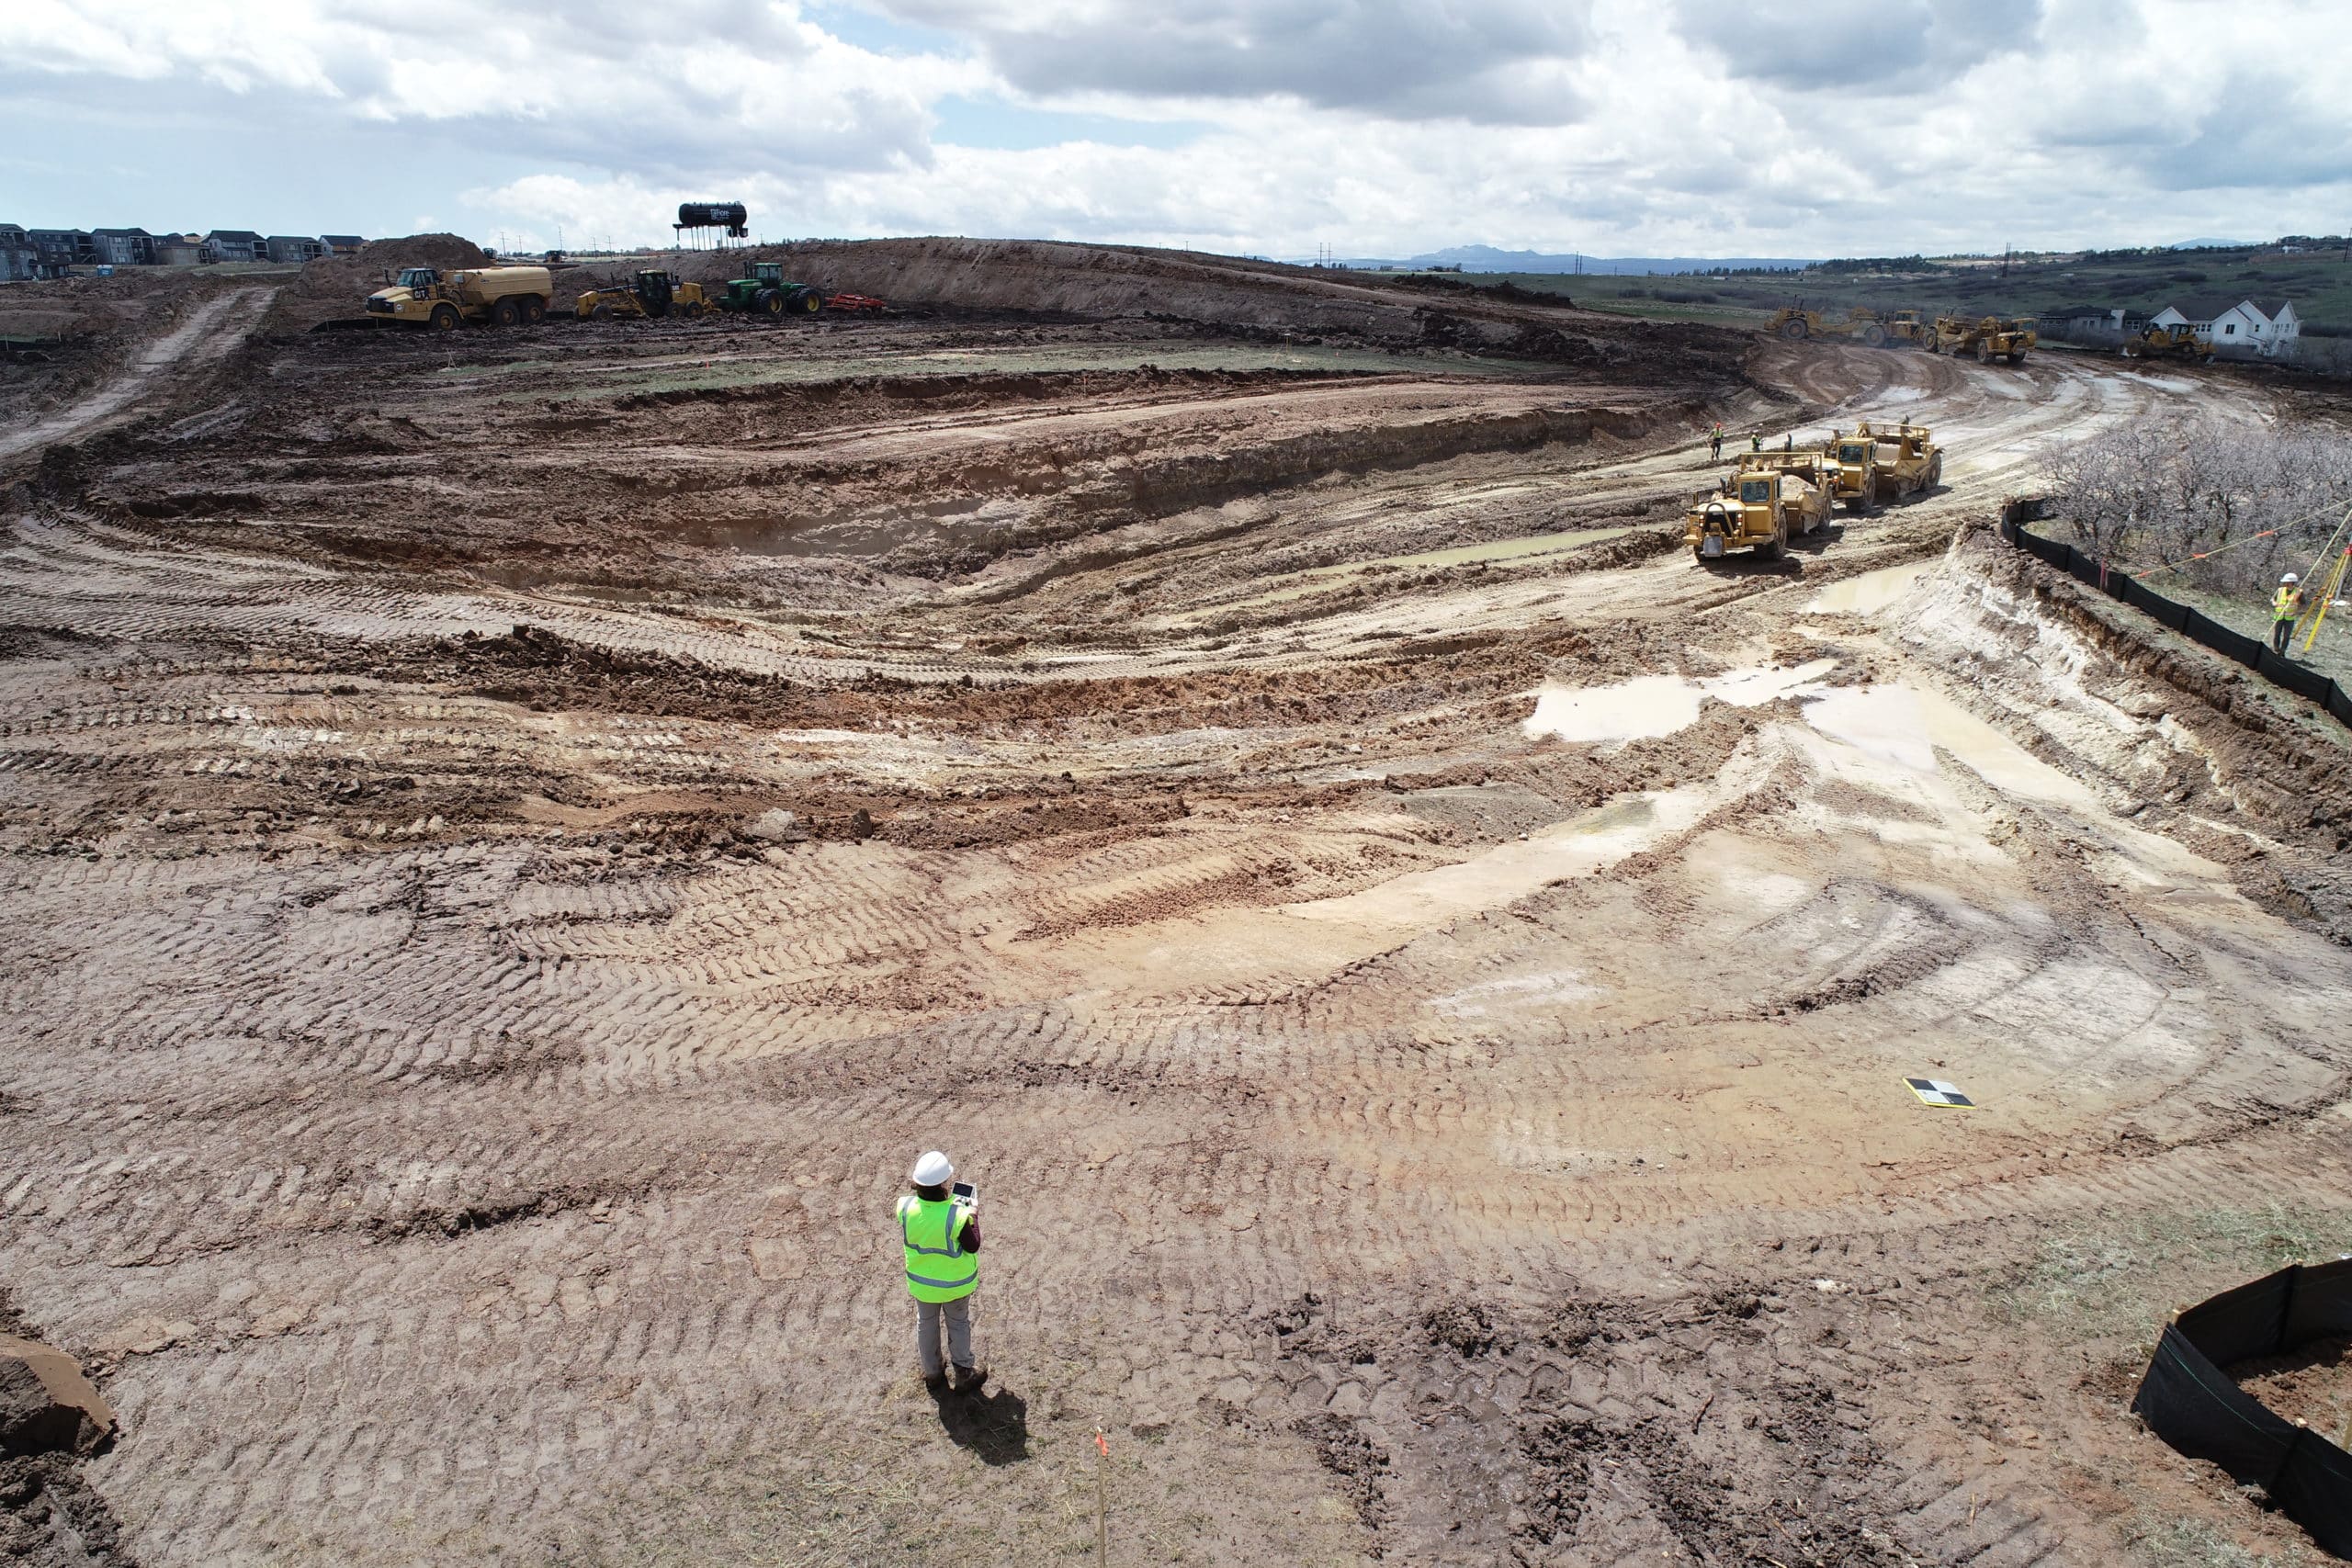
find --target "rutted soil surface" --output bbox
[2,239,2350,1567]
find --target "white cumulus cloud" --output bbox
[5,0,2350,256]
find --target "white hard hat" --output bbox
[2282,572,2299,583]
[911,1150,954,1186]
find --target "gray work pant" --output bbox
[917,1294,977,1376]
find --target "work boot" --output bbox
[952,1363,988,1394]
[922,1369,951,1393]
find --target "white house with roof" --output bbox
[2151,295,2301,357]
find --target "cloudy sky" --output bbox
[5,0,2347,260]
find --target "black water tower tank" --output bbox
[677,202,749,235]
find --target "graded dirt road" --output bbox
[2,245,2348,1567]
[0,287,273,465]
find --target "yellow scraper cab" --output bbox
[1770,307,1890,348]
[1883,309,1934,346]
[1822,430,1883,511]
[1686,457,1832,562]
[1929,314,2035,364]
[1854,420,1943,502]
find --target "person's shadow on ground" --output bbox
[928,1382,1031,1464]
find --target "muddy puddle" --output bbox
[1804,559,1935,615]
[1523,659,1837,744]
[1802,682,2099,810]
[1283,787,1696,930]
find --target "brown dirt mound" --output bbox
[666,237,1425,336]
[651,237,1749,382]
[0,1290,132,1566]
[263,232,491,334]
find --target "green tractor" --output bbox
[716,261,826,320]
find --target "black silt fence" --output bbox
[2185,609,2266,670]
[2131,1259,2352,1558]
[1995,500,2352,732]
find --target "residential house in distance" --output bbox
[0,224,39,281]
[2040,304,2154,347]
[152,234,210,265]
[2151,295,2301,357]
[321,234,366,255]
[265,235,328,264]
[88,227,158,265]
[28,229,96,268]
[203,230,266,263]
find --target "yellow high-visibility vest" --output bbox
[896,1194,977,1302]
[2274,587,2300,623]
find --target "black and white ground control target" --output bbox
[1904,1077,1977,1109]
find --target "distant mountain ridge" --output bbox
[1307,243,1819,275]
[1295,239,2298,273]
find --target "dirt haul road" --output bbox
[0,287,274,467]
[1,244,2349,1567]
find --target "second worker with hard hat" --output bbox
[2273,572,2307,656]
[897,1149,986,1393]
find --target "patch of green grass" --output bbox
[2124,1514,2316,1567]
[1417,246,2352,334]
[1991,1202,2352,1344]
[2157,579,2352,687]
[2021,518,2352,688]
[431,356,558,380]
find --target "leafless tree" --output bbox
[2039,412,2352,597]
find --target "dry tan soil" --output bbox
[2,243,2350,1567]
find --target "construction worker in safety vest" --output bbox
[1708,423,1724,460]
[1749,430,1763,453]
[898,1150,986,1392]
[2271,572,2306,656]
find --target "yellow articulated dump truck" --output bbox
[365,265,554,331]
[1686,456,1833,562]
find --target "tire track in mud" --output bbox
[0,288,274,468]
[3,308,2349,1563]
[0,347,2263,701]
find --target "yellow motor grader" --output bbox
[574,269,714,321]
[1770,306,1890,348]
[1686,456,1834,561]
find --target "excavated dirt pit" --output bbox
[3,241,2351,1566]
